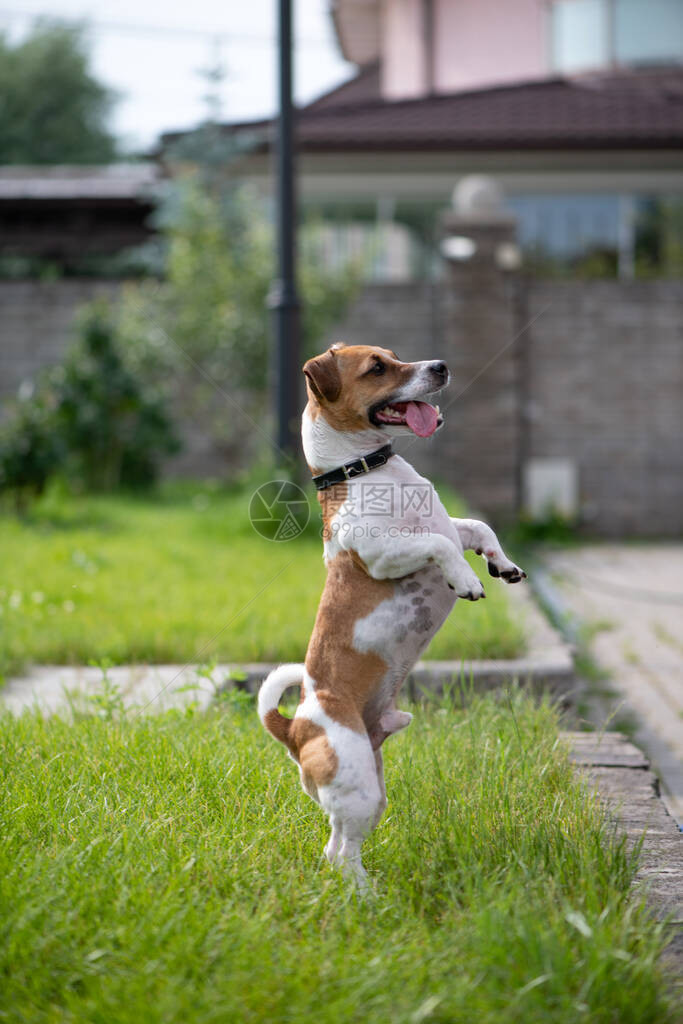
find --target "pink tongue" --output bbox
[405,401,439,438]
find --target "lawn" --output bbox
[0,688,673,1023]
[0,481,526,678]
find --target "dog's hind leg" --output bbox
[380,708,412,737]
[318,735,383,887]
[368,708,413,750]
[324,819,342,864]
[337,829,370,888]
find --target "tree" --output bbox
[0,20,117,164]
[118,178,358,471]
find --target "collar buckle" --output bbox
[343,456,370,480]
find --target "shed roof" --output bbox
[0,163,161,201]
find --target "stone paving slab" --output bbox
[568,732,650,769]
[564,730,683,979]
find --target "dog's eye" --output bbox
[369,361,385,375]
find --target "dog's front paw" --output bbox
[447,567,486,600]
[485,556,527,584]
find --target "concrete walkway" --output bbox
[0,663,218,717]
[545,544,683,823]
[0,583,575,715]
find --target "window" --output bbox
[507,194,621,260]
[506,193,683,277]
[615,0,683,66]
[550,0,683,72]
[551,0,608,72]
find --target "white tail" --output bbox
[257,664,305,745]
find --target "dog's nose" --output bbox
[431,360,448,379]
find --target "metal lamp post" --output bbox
[270,0,300,467]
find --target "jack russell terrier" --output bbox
[258,343,526,885]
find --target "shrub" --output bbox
[54,302,179,490]
[0,303,179,507]
[0,387,62,511]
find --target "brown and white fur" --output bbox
[258,344,526,886]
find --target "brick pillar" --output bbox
[437,178,521,525]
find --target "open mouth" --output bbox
[371,400,443,438]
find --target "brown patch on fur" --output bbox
[305,551,393,732]
[318,481,348,540]
[303,344,418,434]
[290,718,338,788]
[265,707,338,787]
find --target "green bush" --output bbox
[0,303,178,506]
[54,303,179,490]
[0,388,62,511]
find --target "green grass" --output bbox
[0,689,672,1023]
[0,482,525,677]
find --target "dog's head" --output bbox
[303,343,449,438]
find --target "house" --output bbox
[163,0,683,278]
[162,1,683,534]
[1,4,680,531]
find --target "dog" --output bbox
[258,343,526,885]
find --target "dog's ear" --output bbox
[303,349,342,403]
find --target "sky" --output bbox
[0,0,354,151]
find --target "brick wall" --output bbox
[1,277,681,535]
[522,280,683,536]
[325,278,683,536]
[0,280,121,405]
[0,279,269,479]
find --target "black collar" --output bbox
[311,443,394,491]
